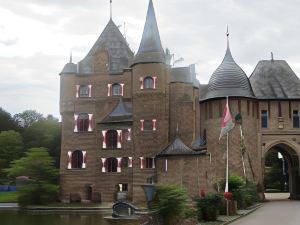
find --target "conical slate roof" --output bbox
[78,19,133,74]
[157,137,203,157]
[192,137,207,150]
[132,0,165,65]
[250,60,300,99]
[203,41,255,101]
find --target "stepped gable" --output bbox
[78,19,133,74]
[250,60,300,99]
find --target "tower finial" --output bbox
[226,25,230,48]
[176,122,179,135]
[110,0,112,20]
[271,52,274,61]
[70,50,73,63]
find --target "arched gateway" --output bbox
[263,140,300,200]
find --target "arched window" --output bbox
[112,83,122,96]
[144,77,154,89]
[106,130,118,149]
[77,113,89,132]
[106,157,118,172]
[71,150,83,169]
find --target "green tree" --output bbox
[0,108,19,132]
[149,185,188,225]
[13,110,43,128]
[5,148,59,206]
[22,115,61,168]
[264,150,286,191]
[0,130,24,180]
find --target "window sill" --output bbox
[66,168,87,171]
[74,131,94,134]
[102,148,123,150]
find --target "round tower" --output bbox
[130,0,171,204]
[200,33,259,188]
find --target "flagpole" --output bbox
[225,96,229,216]
[240,125,246,179]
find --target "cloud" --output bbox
[0,0,299,117]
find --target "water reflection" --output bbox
[0,210,111,225]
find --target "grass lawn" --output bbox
[0,192,19,203]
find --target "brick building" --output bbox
[59,0,300,203]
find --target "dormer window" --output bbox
[76,85,92,98]
[108,83,124,96]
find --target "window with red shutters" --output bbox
[71,150,83,169]
[106,130,118,149]
[77,113,89,132]
[106,157,118,172]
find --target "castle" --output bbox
[59,0,300,203]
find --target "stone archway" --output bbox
[263,141,300,200]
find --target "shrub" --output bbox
[219,175,259,209]
[184,206,197,219]
[149,185,188,225]
[196,194,222,221]
[219,175,245,191]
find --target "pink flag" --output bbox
[219,97,235,140]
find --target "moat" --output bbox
[0,210,111,225]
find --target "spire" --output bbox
[110,0,112,20]
[132,0,165,65]
[203,27,255,100]
[226,25,230,49]
[223,25,234,64]
[137,0,164,53]
[69,51,73,63]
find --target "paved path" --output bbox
[230,200,300,225]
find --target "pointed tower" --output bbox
[131,0,170,204]
[132,0,165,65]
[203,35,254,101]
[199,31,258,187]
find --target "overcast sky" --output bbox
[1,0,300,118]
